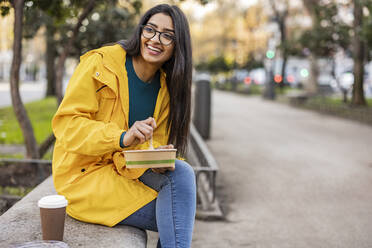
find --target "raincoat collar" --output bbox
[82,44,168,129]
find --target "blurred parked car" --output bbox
[232,69,249,83]
[249,68,266,85]
[338,71,354,90]
[337,71,372,97]
[317,74,337,94]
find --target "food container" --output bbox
[123,149,177,169]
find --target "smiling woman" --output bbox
[134,13,176,81]
[51,4,195,248]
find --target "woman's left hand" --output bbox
[152,144,175,173]
[156,144,174,150]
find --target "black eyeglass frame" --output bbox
[141,25,175,46]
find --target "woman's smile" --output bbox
[145,43,163,56]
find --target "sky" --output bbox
[179,0,258,21]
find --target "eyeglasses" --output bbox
[141,25,175,46]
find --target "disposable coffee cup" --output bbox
[38,195,68,241]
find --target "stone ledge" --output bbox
[0,176,147,248]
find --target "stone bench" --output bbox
[287,92,309,105]
[0,176,147,248]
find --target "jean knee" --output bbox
[175,160,195,178]
[169,160,196,193]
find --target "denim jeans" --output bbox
[117,160,196,248]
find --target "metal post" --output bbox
[193,80,211,140]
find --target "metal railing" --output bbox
[187,124,223,219]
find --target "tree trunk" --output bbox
[306,53,319,95]
[55,0,96,104]
[281,53,288,87]
[10,0,40,159]
[45,21,57,97]
[38,133,56,158]
[351,0,366,106]
[279,16,288,89]
[268,0,288,89]
[302,0,320,96]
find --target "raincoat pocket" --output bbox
[95,86,116,122]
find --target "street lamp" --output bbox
[263,49,276,100]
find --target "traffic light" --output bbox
[244,76,251,85]
[266,50,275,59]
[274,74,282,83]
[300,69,309,78]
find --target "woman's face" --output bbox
[140,13,175,66]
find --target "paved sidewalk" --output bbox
[0,81,46,107]
[0,79,69,107]
[191,90,372,247]
[0,144,26,155]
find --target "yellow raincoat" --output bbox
[52,44,171,227]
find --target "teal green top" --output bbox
[120,55,160,148]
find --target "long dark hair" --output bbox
[121,4,192,156]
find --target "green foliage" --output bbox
[196,52,263,73]
[195,56,233,73]
[240,57,264,71]
[235,83,262,95]
[275,85,299,95]
[30,0,103,22]
[0,0,10,16]
[0,97,57,145]
[295,0,372,60]
[22,0,90,39]
[21,1,142,58]
[0,186,33,197]
[281,38,305,57]
[23,2,45,39]
[0,153,24,159]
[364,1,372,60]
[73,1,142,56]
[299,2,350,57]
[307,96,372,107]
[0,151,52,160]
[249,84,263,95]
[41,150,53,160]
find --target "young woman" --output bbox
[52,4,195,248]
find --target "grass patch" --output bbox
[0,186,33,197]
[0,152,52,160]
[42,150,53,160]
[0,97,57,145]
[275,86,302,95]
[0,153,24,159]
[307,96,372,108]
[288,95,372,126]
[249,84,264,95]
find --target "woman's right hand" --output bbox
[123,117,156,147]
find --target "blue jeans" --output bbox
[118,160,196,248]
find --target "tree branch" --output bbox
[10,0,40,159]
[55,0,96,104]
[38,133,56,158]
